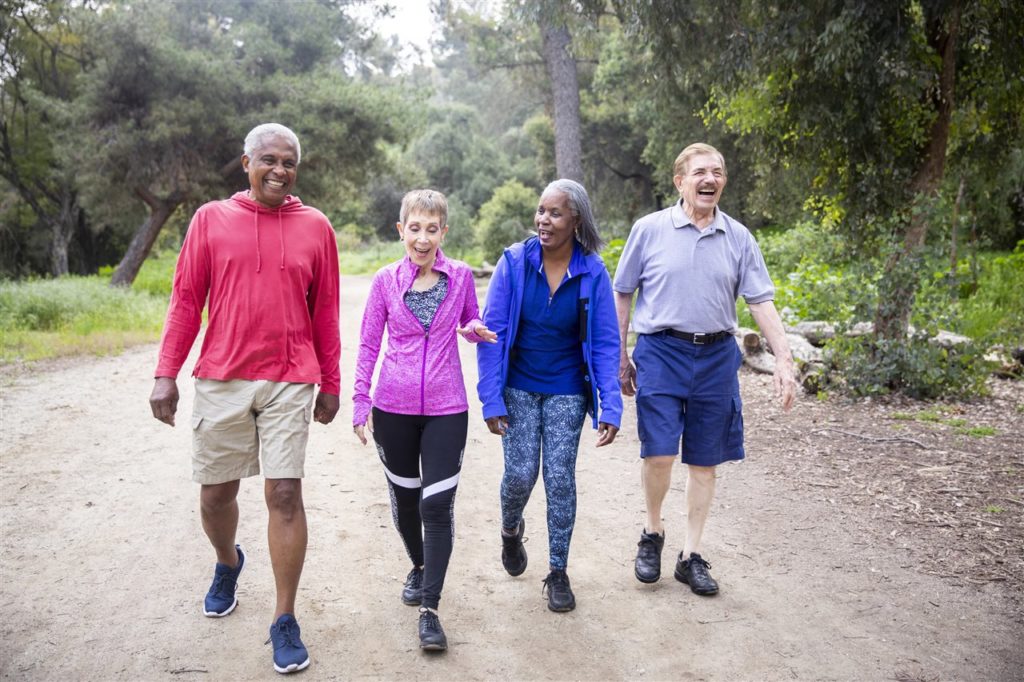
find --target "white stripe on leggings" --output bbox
[422,472,460,499]
[383,467,421,489]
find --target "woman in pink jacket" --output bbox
[353,189,495,652]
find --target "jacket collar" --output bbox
[396,247,453,290]
[523,235,587,278]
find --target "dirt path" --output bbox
[1,274,1021,681]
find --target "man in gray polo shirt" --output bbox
[613,142,796,595]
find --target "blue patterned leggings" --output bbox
[500,386,587,571]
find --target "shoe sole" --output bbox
[503,559,527,577]
[203,598,238,617]
[420,641,448,651]
[547,601,576,613]
[274,657,310,674]
[634,567,660,584]
[402,595,423,606]
[673,568,719,596]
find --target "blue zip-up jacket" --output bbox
[477,236,622,429]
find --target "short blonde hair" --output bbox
[399,189,448,227]
[673,143,727,178]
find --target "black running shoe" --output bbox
[418,608,448,651]
[674,552,719,596]
[501,520,527,576]
[542,569,576,612]
[401,566,423,606]
[634,530,665,584]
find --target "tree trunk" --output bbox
[47,189,81,276]
[109,188,183,287]
[540,22,584,183]
[874,0,961,340]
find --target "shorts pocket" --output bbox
[192,415,205,449]
[726,396,744,451]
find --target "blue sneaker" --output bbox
[203,545,245,617]
[268,614,310,674]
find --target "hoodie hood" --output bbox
[229,190,306,272]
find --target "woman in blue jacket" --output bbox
[477,178,622,613]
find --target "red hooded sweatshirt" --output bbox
[155,191,340,395]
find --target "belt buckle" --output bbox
[692,332,707,345]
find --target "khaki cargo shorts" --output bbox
[191,379,315,485]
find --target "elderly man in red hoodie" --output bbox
[149,123,339,675]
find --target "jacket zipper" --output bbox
[420,329,429,413]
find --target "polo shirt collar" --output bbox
[671,200,725,233]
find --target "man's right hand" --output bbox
[619,358,637,397]
[150,377,179,426]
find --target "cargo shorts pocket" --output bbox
[725,396,744,451]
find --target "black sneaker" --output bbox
[634,530,665,583]
[401,567,423,606]
[418,607,448,651]
[674,552,719,596]
[501,520,527,576]
[542,569,576,612]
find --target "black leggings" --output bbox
[371,408,467,610]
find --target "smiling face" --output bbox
[534,189,578,254]
[242,135,298,208]
[397,210,447,269]
[674,151,727,221]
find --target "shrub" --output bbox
[0,276,168,362]
[475,180,537,263]
[825,332,992,400]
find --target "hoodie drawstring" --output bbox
[278,209,285,270]
[254,209,262,273]
[253,205,286,272]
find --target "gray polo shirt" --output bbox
[613,201,774,334]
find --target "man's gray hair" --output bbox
[243,123,301,164]
[543,178,605,254]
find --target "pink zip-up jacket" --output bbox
[353,249,484,425]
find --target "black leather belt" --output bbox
[657,329,732,345]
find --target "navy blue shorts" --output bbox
[633,332,744,466]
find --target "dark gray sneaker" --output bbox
[634,530,665,583]
[674,552,719,596]
[542,569,576,612]
[418,607,448,651]
[501,520,527,576]
[401,567,423,606]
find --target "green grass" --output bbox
[1,274,168,363]
[957,426,997,437]
[339,241,405,274]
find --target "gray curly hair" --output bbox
[243,123,301,164]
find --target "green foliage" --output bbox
[825,333,992,400]
[475,180,537,263]
[956,242,1024,344]
[0,276,167,362]
[959,426,997,437]
[602,238,625,278]
[337,241,404,275]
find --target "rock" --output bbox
[789,321,835,346]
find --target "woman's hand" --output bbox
[458,323,498,343]
[596,422,619,447]
[354,412,374,445]
[485,415,509,436]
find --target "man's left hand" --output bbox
[313,392,340,424]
